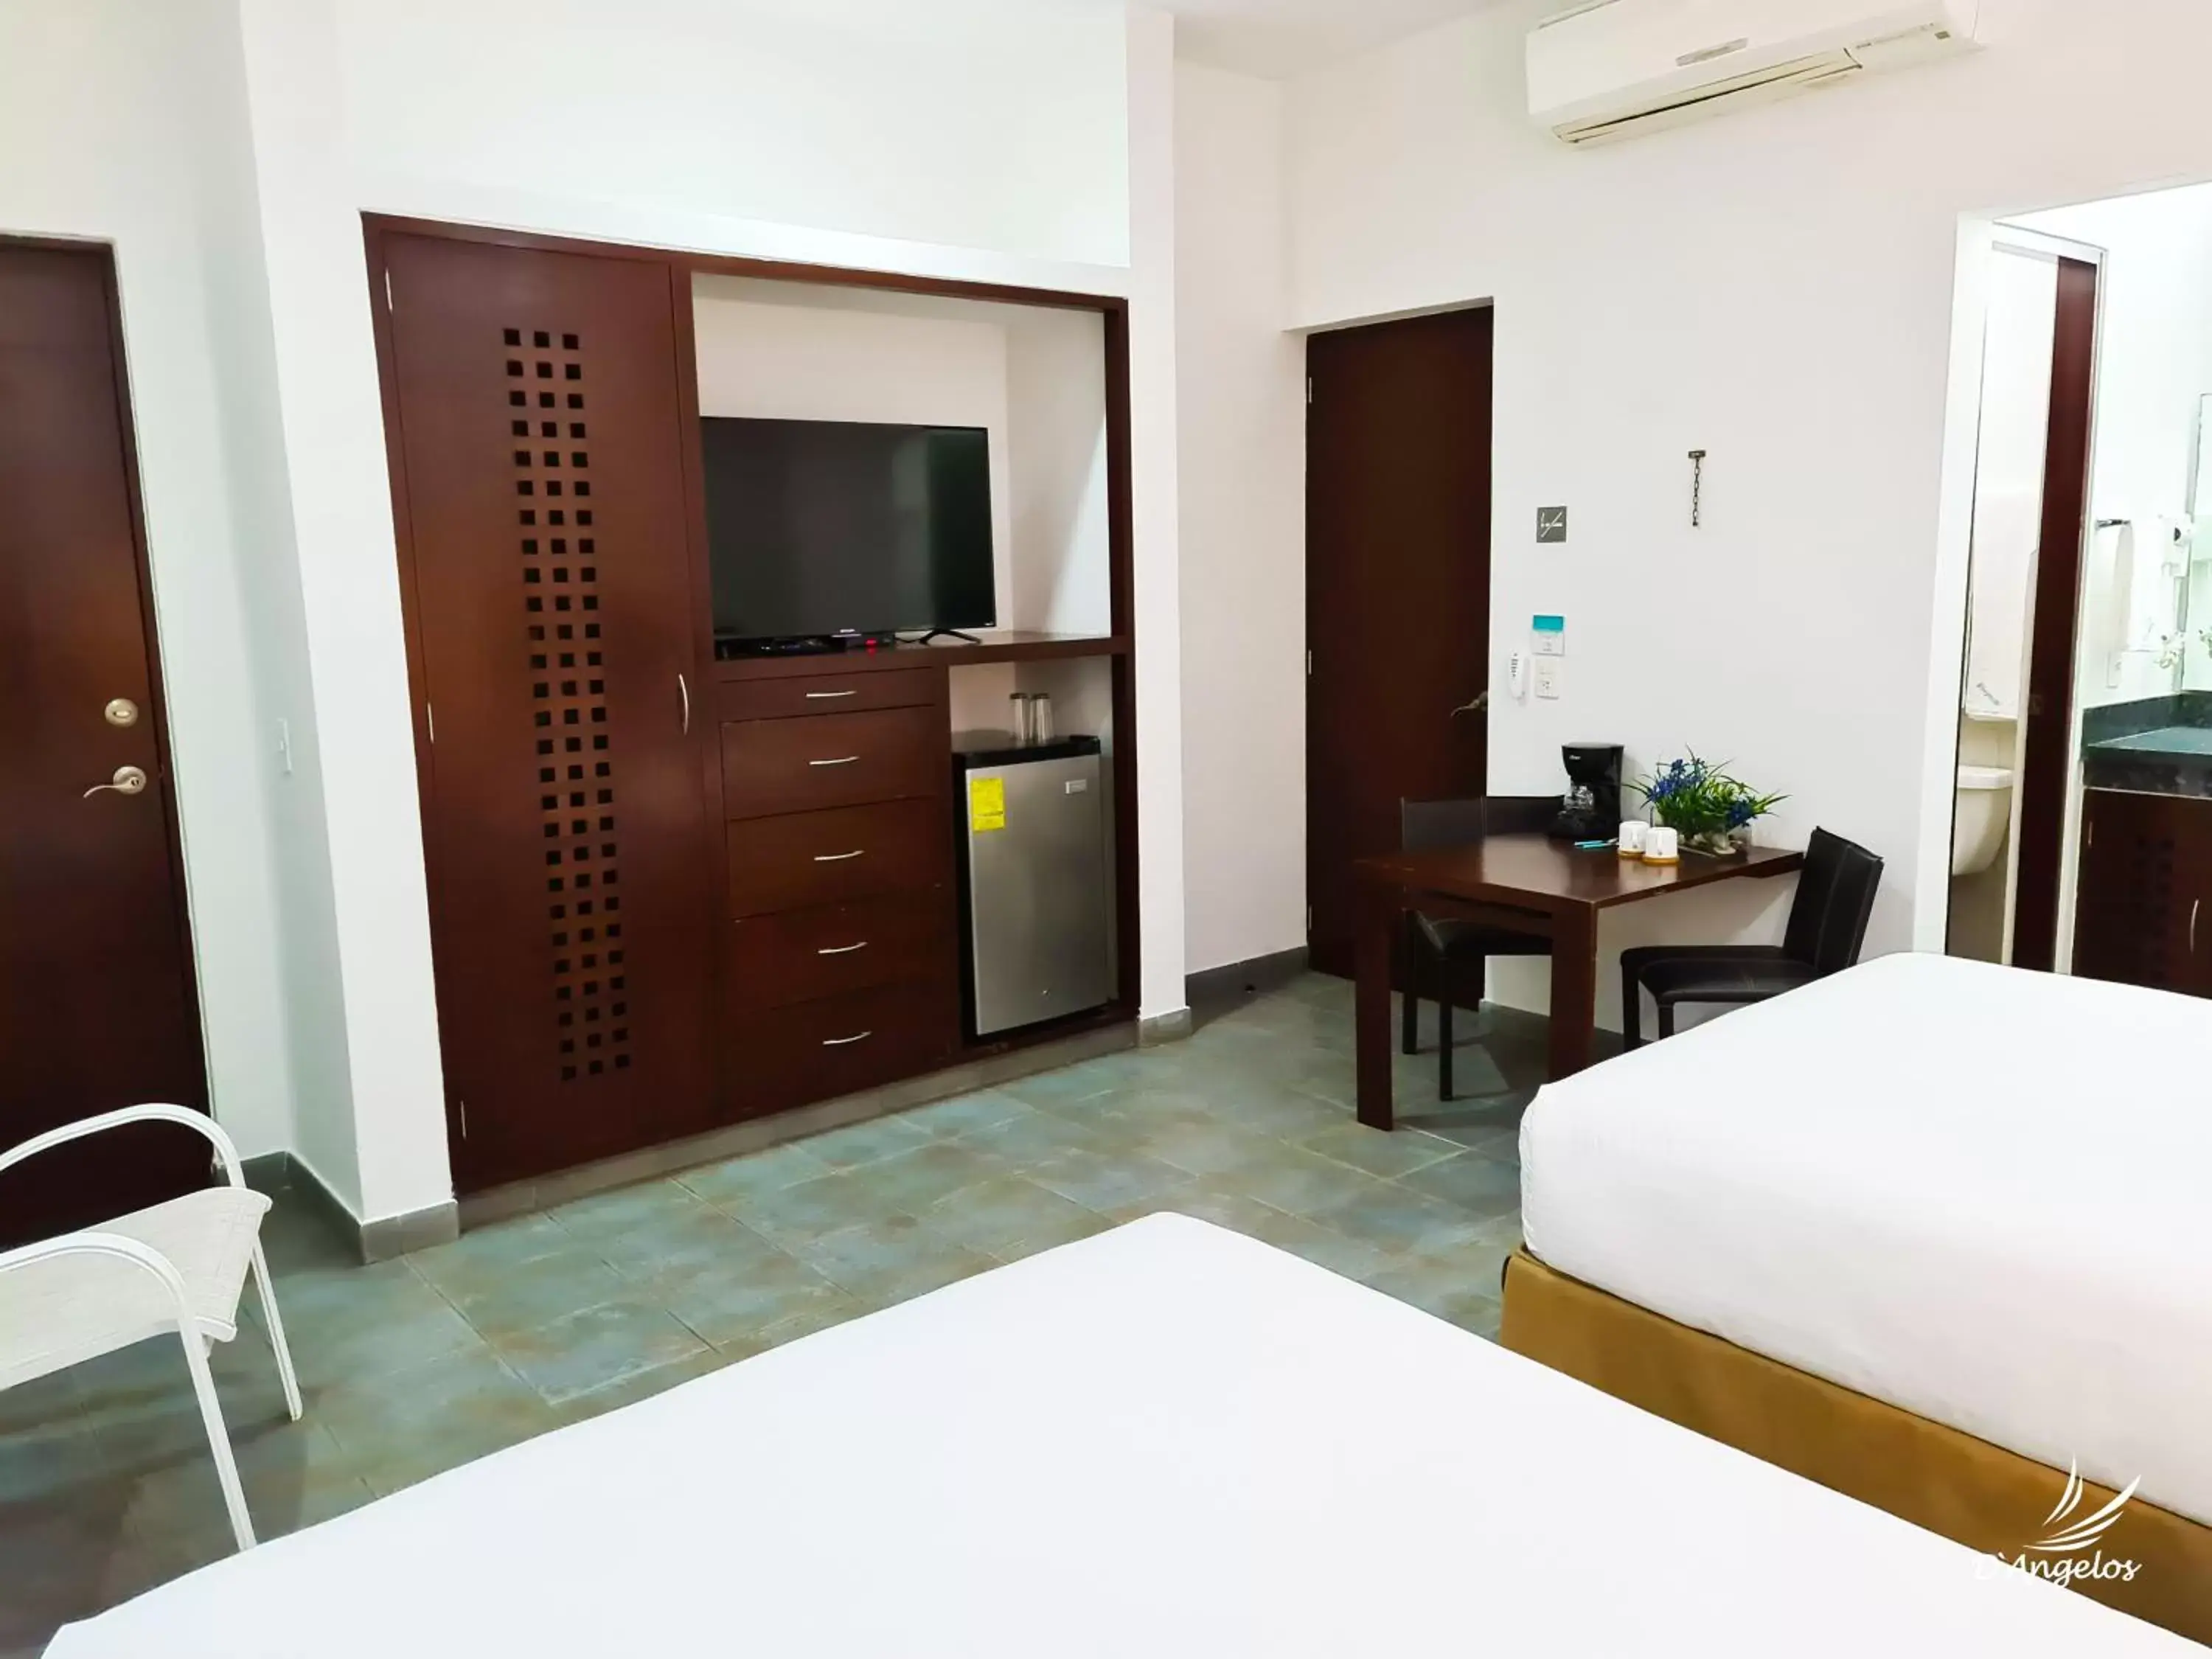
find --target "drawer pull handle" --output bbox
[813,849,865,863]
[810,755,861,768]
[805,689,858,700]
[822,1030,873,1047]
[817,941,870,956]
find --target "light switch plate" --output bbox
[1534,659,1562,700]
[1537,507,1568,544]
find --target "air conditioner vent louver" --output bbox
[1529,0,1979,147]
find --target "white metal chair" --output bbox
[0,1104,302,1551]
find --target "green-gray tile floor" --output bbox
[1,974,1551,1655]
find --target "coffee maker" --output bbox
[1551,743,1624,842]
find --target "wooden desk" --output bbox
[1353,835,1805,1130]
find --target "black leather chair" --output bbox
[1619,827,1883,1049]
[1399,796,1557,1099]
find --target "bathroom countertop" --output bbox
[2081,703,2212,799]
[2089,726,2212,758]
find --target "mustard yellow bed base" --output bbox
[1500,1251,2211,1644]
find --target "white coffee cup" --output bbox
[1644,825,1681,864]
[1617,820,1649,857]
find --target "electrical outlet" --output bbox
[1534,659,1562,700]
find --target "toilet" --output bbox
[1952,765,2014,876]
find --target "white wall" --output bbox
[192,0,364,1200]
[332,0,1131,271]
[1004,307,1113,637]
[0,0,315,1164]
[1285,0,2212,1025]
[234,0,452,1222]
[1125,6,1189,1021]
[1174,60,1307,976]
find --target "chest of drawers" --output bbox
[720,668,956,1117]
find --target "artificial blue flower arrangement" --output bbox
[1632,754,1785,856]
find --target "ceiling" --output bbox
[1161,0,1517,80]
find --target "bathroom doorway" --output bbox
[1947,178,2212,974]
[1945,229,2100,967]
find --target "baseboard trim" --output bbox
[359,1200,462,1263]
[1185,945,1309,1008]
[1136,1006,1192,1046]
[243,1150,459,1264]
[458,1018,1139,1231]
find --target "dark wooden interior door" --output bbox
[0,241,206,1246]
[379,232,718,1190]
[1306,307,1494,978]
[2011,256,2098,973]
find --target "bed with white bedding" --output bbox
[1520,951,2212,1531]
[48,1212,2188,1658]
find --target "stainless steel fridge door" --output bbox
[966,753,1110,1036]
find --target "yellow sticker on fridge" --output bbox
[969,775,1006,832]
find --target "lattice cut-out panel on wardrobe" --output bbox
[505,325,630,1082]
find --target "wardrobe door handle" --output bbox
[813,849,865,863]
[809,755,860,768]
[804,689,857,700]
[816,941,869,956]
[821,1030,872,1047]
[678,672,690,735]
[2192,899,2201,956]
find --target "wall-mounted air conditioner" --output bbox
[1528,0,1980,147]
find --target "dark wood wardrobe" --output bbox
[378,233,722,1188]
[369,220,1138,1194]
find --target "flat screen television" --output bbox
[700,417,996,645]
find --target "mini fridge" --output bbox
[955,735,1112,1037]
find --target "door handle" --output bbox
[83,765,149,799]
[813,849,865,863]
[821,1030,873,1047]
[1452,694,1489,717]
[2192,899,2201,956]
[816,941,870,956]
[678,672,690,736]
[809,755,860,768]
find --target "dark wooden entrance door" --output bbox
[0,242,206,1246]
[1306,307,1495,979]
[376,231,719,1191]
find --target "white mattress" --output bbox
[49,1213,2188,1657]
[1523,952,2212,1528]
